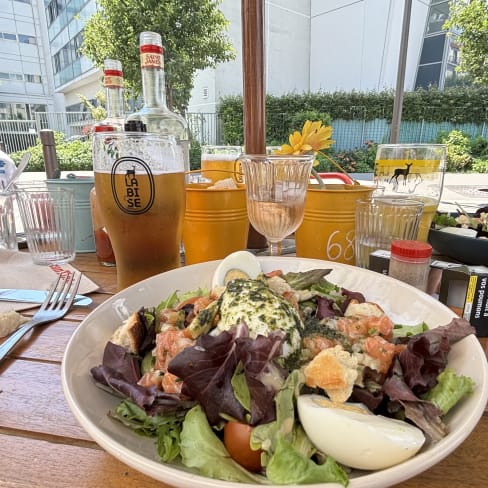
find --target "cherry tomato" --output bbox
[223,421,262,472]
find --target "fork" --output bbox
[0,272,82,363]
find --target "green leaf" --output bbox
[422,367,475,415]
[180,405,264,483]
[266,437,349,486]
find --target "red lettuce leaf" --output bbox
[235,332,287,425]
[399,317,475,395]
[91,342,187,414]
[168,322,286,426]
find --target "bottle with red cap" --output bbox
[388,240,433,292]
[125,31,189,171]
[93,59,126,132]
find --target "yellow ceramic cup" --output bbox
[295,184,376,264]
[183,182,249,264]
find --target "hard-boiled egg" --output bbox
[297,394,425,470]
[211,251,262,289]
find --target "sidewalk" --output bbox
[16,170,488,214]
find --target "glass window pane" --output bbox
[427,1,449,34]
[419,34,446,64]
[415,63,442,89]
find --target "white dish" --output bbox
[61,257,488,488]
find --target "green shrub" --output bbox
[189,139,201,170]
[471,158,488,173]
[10,132,92,172]
[470,135,488,158]
[437,130,473,171]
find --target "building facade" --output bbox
[0,0,460,119]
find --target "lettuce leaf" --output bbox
[110,399,184,462]
[266,437,348,486]
[392,322,429,339]
[180,405,265,483]
[422,367,475,415]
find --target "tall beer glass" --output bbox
[93,132,185,290]
[374,144,446,242]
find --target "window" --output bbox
[25,74,42,83]
[18,34,37,45]
[29,104,47,114]
[419,34,446,65]
[427,1,449,34]
[52,32,84,74]
[47,0,64,25]
[1,33,17,41]
[0,72,23,81]
[415,63,442,89]
[203,87,209,99]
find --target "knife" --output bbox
[0,289,92,306]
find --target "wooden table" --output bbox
[1,253,487,487]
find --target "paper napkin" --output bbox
[0,249,100,313]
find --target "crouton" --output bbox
[344,300,384,318]
[110,312,145,354]
[0,310,29,338]
[303,345,358,403]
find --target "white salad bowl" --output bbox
[61,257,488,488]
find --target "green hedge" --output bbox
[218,86,488,145]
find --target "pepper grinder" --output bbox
[40,129,61,179]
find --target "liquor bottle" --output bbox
[93,59,126,132]
[126,31,190,171]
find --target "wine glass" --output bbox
[239,154,314,256]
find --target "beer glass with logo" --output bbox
[93,132,185,290]
[374,144,446,242]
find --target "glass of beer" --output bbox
[200,145,243,183]
[374,144,446,242]
[92,132,185,290]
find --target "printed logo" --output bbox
[111,157,155,214]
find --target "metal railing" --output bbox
[1,110,487,154]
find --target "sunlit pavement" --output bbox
[16,170,488,217]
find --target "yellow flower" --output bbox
[275,120,334,156]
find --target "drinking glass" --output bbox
[200,145,243,184]
[374,144,446,242]
[238,154,314,256]
[354,197,424,269]
[15,186,75,265]
[92,132,185,290]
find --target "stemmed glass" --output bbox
[239,154,314,256]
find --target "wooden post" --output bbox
[242,0,267,248]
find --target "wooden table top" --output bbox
[0,252,487,488]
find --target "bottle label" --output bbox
[140,44,164,69]
[104,69,123,88]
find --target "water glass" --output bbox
[354,197,424,269]
[92,132,185,290]
[0,191,17,250]
[16,187,75,265]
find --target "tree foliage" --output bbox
[444,0,488,85]
[81,0,236,112]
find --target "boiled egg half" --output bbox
[211,251,262,289]
[297,394,425,470]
